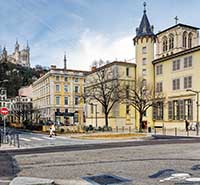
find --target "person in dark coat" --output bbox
[185,119,189,132]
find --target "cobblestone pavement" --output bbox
[12,142,200,185]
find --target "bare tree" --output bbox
[32,108,41,124]
[124,78,164,132]
[84,60,123,128]
[12,102,33,124]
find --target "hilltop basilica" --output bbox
[1,41,30,68]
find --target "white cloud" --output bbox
[63,29,135,71]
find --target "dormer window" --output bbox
[188,32,193,48]
[182,31,187,48]
[162,36,168,52]
[169,34,174,50]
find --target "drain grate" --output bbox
[82,174,131,185]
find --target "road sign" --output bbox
[0,107,9,115]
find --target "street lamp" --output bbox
[186,89,200,135]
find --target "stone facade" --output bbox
[1,41,30,67]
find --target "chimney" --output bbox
[51,65,56,69]
[91,66,97,72]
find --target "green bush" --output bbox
[102,126,112,132]
[60,128,65,133]
[88,125,94,131]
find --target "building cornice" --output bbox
[89,61,136,75]
[156,23,199,36]
[152,45,200,64]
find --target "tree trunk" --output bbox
[105,113,109,128]
[139,112,143,132]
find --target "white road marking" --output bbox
[30,137,43,141]
[43,136,56,140]
[56,136,68,139]
[0,180,11,183]
[20,138,31,142]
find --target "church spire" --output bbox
[26,40,30,51]
[15,39,19,52]
[2,46,7,59]
[134,2,155,44]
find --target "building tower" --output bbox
[15,40,20,52]
[133,2,156,128]
[64,52,67,70]
[26,41,30,67]
[2,47,7,60]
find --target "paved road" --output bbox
[1,137,200,184]
[7,139,200,185]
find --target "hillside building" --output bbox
[1,41,30,67]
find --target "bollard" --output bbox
[187,130,189,136]
[162,127,164,135]
[14,134,16,146]
[0,131,1,147]
[154,127,156,135]
[129,126,131,133]
[175,128,177,136]
[17,134,20,148]
[164,127,166,135]
[116,126,118,133]
[122,126,124,132]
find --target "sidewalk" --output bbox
[0,144,18,150]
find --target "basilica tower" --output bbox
[133,2,156,128]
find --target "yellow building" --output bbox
[85,3,200,130]
[32,63,88,125]
[85,61,136,129]
[134,3,200,129]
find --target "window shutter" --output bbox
[168,101,173,120]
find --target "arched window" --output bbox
[182,31,187,48]
[162,36,168,52]
[188,32,193,48]
[169,34,174,50]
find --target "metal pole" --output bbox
[95,105,97,128]
[197,92,199,135]
[3,115,6,136]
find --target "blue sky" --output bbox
[0,0,200,70]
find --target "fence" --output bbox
[0,129,20,148]
[154,126,200,137]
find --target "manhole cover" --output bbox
[82,174,131,185]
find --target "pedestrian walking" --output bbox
[49,126,53,137]
[52,123,56,136]
[185,119,189,132]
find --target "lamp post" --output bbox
[186,89,200,135]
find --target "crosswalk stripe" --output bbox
[30,137,43,141]
[43,136,56,140]
[0,180,11,183]
[56,136,67,139]
[20,138,31,142]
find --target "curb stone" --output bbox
[9,177,54,185]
